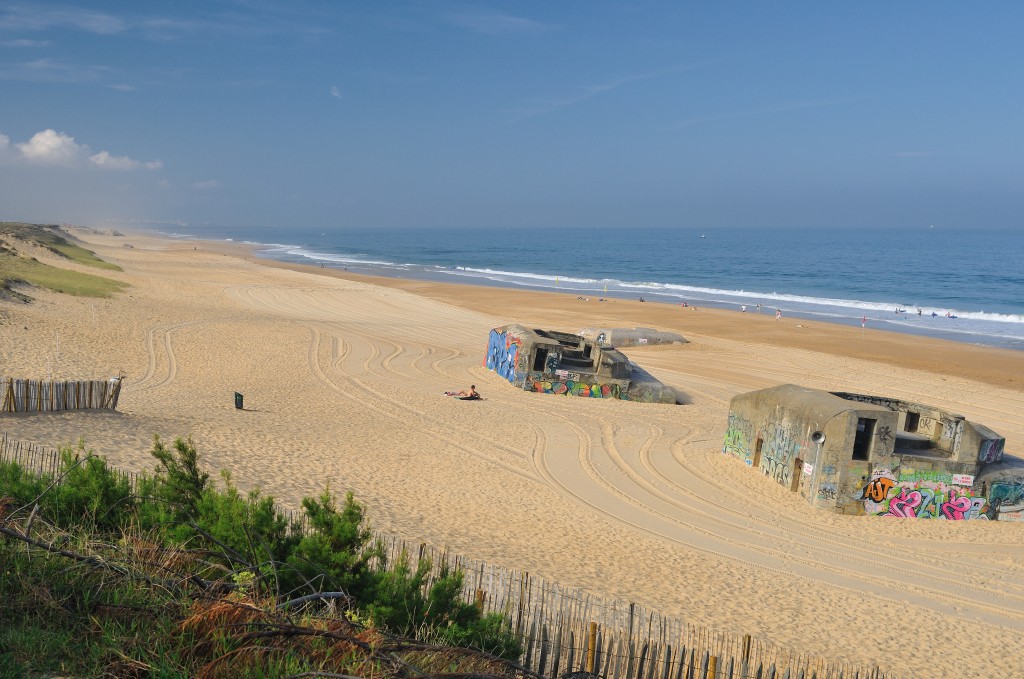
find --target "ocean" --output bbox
[161,225,1024,351]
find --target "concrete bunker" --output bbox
[485,324,676,404]
[577,327,686,348]
[722,384,1016,520]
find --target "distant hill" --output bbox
[0,222,126,300]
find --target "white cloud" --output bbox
[193,179,221,190]
[0,5,125,35]
[450,12,554,35]
[17,129,82,165]
[108,83,136,92]
[2,128,162,170]
[1,38,50,47]
[509,63,709,121]
[0,58,111,83]
[89,150,162,170]
[330,85,341,99]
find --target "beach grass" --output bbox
[0,441,521,677]
[0,222,126,298]
[48,240,122,270]
[0,252,128,297]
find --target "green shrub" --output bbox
[149,435,209,519]
[0,459,48,508]
[190,470,299,577]
[1,440,523,663]
[135,435,209,540]
[362,550,432,633]
[283,489,381,598]
[420,566,521,660]
[43,444,133,532]
[364,558,521,660]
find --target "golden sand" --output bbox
[2,229,1023,677]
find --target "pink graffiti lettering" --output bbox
[885,488,922,518]
[940,493,973,521]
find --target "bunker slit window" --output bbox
[905,411,920,432]
[753,438,763,468]
[853,418,875,460]
[532,348,548,372]
[791,458,803,492]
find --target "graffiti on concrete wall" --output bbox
[833,393,900,410]
[988,480,1024,521]
[526,374,625,399]
[861,468,990,520]
[940,418,963,456]
[760,421,806,487]
[722,412,755,463]
[978,438,1005,464]
[485,329,522,384]
[860,469,896,503]
[917,415,936,434]
[722,415,808,487]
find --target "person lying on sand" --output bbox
[444,385,481,400]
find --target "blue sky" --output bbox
[1,1,1022,231]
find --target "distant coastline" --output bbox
[153,225,1024,351]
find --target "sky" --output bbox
[1,1,1022,232]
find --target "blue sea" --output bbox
[162,225,1024,351]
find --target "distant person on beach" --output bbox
[776,309,782,320]
[639,296,645,302]
[445,385,480,399]
[741,305,747,312]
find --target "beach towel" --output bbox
[444,391,482,400]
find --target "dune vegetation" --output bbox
[0,222,126,300]
[0,437,521,678]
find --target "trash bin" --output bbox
[234,392,244,409]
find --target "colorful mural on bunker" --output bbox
[858,469,989,520]
[483,324,677,404]
[486,328,522,384]
[721,384,1021,521]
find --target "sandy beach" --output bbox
[3,229,1024,678]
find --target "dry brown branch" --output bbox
[0,523,233,596]
[277,591,353,612]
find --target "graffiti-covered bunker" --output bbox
[723,384,1020,521]
[577,327,687,348]
[485,324,677,403]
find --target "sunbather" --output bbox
[444,385,480,399]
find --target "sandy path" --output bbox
[2,231,1023,677]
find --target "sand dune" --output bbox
[2,230,1023,677]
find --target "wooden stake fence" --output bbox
[1,376,123,413]
[0,433,899,679]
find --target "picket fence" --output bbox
[0,434,897,679]
[1,376,123,413]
